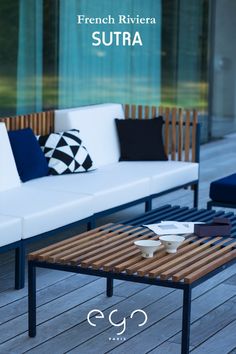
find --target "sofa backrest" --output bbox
[0,104,200,165]
[55,103,124,167]
[0,123,21,191]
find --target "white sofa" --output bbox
[0,103,199,289]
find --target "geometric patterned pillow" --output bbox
[37,130,94,175]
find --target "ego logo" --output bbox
[87,309,148,336]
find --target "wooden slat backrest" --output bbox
[124,104,199,163]
[0,105,199,163]
[131,104,136,119]
[0,110,55,135]
[171,108,177,160]
[145,106,149,119]
[138,105,142,119]
[164,107,170,156]
[178,108,183,161]
[191,110,198,163]
[185,110,191,161]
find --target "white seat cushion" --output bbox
[0,186,94,239]
[26,170,150,213]
[149,161,199,194]
[100,161,198,195]
[55,103,124,168]
[26,160,198,213]
[0,215,21,247]
[0,123,21,191]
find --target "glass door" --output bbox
[209,0,236,139]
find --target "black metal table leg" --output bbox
[181,285,192,354]
[87,220,96,231]
[28,261,36,337]
[106,277,113,297]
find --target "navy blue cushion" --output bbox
[210,173,236,204]
[8,128,49,182]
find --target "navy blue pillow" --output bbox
[8,128,49,182]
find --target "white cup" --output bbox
[134,240,161,258]
[159,235,185,254]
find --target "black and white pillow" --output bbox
[37,130,93,175]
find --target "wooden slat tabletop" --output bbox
[28,223,236,284]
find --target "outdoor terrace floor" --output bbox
[1,133,236,354]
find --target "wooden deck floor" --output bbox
[1,133,236,354]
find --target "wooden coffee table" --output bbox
[28,216,236,354]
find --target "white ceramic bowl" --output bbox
[134,240,161,258]
[159,235,185,254]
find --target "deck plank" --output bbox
[191,319,236,354]
[25,281,236,354]
[0,273,96,323]
[66,283,235,354]
[148,341,193,354]
[0,284,171,353]
[169,292,236,348]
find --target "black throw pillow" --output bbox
[115,117,168,161]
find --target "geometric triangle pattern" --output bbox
[37,130,93,175]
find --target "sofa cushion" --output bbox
[55,103,124,167]
[0,215,21,247]
[115,117,167,161]
[148,161,198,194]
[0,186,94,239]
[8,128,49,182]
[38,130,93,175]
[210,173,236,204]
[26,160,198,213]
[26,170,150,213]
[0,123,21,191]
[94,161,199,195]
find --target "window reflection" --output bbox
[0,0,209,140]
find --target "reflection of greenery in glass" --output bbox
[0,78,16,111]
[0,0,208,117]
[0,76,207,115]
[161,0,208,112]
[58,0,162,109]
[162,82,208,111]
[0,1,19,116]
